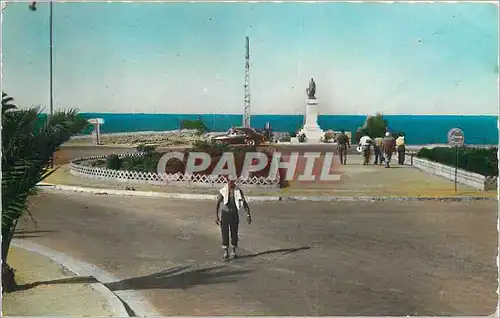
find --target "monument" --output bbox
[297,78,325,143]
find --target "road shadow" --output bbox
[14,276,98,292]
[238,246,311,260]
[13,229,59,239]
[105,265,253,291]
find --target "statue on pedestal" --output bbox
[306,78,316,99]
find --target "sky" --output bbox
[1,1,498,115]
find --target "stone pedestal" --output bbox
[297,99,325,143]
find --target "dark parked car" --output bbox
[212,127,267,146]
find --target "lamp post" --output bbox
[29,1,55,168]
[3,1,55,167]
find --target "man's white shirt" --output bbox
[360,136,372,146]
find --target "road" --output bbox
[17,191,497,316]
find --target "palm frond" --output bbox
[2,91,17,114]
[2,100,89,265]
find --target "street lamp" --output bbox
[29,1,53,118]
[2,1,55,167]
[29,1,55,168]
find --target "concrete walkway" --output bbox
[2,246,122,317]
[44,154,494,199]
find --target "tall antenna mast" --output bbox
[243,36,251,127]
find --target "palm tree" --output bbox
[1,92,89,292]
[2,92,17,113]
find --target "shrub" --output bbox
[278,133,291,142]
[323,131,334,143]
[188,149,287,186]
[417,147,498,176]
[298,133,307,143]
[108,144,288,187]
[191,139,234,156]
[136,144,156,153]
[190,139,256,157]
[90,159,106,167]
[180,119,207,134]
[119,155,140,171]
[354,113,404,142]
[120,152,163,173]
[353,130,365,144]
[106,154,121,170]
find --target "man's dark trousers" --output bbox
[338,144,347,164]
[373,146,382,164]
[221,210,239,248]
[362,146,371,165]
[397,146,406,165]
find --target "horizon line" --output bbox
[74,112,498,117]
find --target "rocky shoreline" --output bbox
[72,129,217,147]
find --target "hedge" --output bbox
[103,141,288,187]
[416,147,498,177]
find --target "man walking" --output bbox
[373,136,384,165]
[396,134,406,165]
[216,179,252,261]
[381,132,396,168]
[359,134,373,165]
[336,130,350,165]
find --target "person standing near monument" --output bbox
[215,179,252,261]
[336,130,350,165]
[382,132,396,168]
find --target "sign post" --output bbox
[88,118,105,145]
[447,128,465,193]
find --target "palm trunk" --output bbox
[2,220,18,293]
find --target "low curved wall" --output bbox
[407,152,497,191]
[69,153,281,188]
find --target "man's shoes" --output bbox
[231,247,237,259]
[223,249,230,261]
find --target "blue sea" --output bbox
[79,113,498,145]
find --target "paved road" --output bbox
[18,191,497,316]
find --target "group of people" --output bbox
[213,131,406,261]
[334,130,406,168]
[358,132,406,168]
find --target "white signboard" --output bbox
[447,128,464,147]
[87,118,105,125]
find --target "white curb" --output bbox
[37,183,218,200]
[12,240,160,317]
[36,183,495,202]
